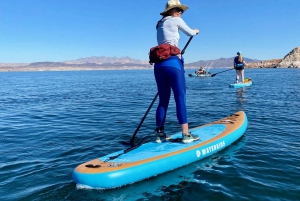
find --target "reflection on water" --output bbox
[236,87,245,111]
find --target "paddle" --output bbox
[128,93,159,146]
[181,36,193,56]
[121,36,194,147]
[211,68,235,77]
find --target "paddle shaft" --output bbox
[211,68,234,77]
[129,93,159,145]
[129,36,194,146]
[181,36,193,56]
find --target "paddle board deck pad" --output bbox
[72,111,248,189]
[229,81,252,88]
[188,73,211,77]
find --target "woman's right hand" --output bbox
[194,29,199,34]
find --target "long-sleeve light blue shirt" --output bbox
[156,16,197,47]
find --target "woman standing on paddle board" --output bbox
[234,51,247,83]
[154,0,199,143]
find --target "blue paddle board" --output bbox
[72,111,248,189]
[229,81,252,88]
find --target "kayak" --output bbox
[229,81,252,88]
[188,73,211,77]
[72,111,248,189]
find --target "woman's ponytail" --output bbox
[238,54,243,62]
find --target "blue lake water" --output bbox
[0,68,299,201]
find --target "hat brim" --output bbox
[160,5,188,15]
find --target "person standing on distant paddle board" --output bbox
[154,0,199,143]
[234,51,247,83]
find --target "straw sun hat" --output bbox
[160,0,188,16]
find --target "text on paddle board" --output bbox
[198,141,226,157]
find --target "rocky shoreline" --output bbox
[246,46,300,68]
[246,59,283,68]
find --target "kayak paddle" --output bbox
[211,68,234,77]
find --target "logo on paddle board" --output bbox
[201,141,226,156]
[196,150,201,157]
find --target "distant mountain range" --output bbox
[1,46,299,71]
[0,56,262,68]
[64,56,149,65]
[185,57,261,67]
[63,56,261,67]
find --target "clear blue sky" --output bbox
[1,0,299,63]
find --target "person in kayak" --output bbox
[154,0,199,143]
[196,66,206,74]
[234,51,247,83]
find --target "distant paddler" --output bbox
[234,51,247,83]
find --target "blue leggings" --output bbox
[154,56,187,127]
